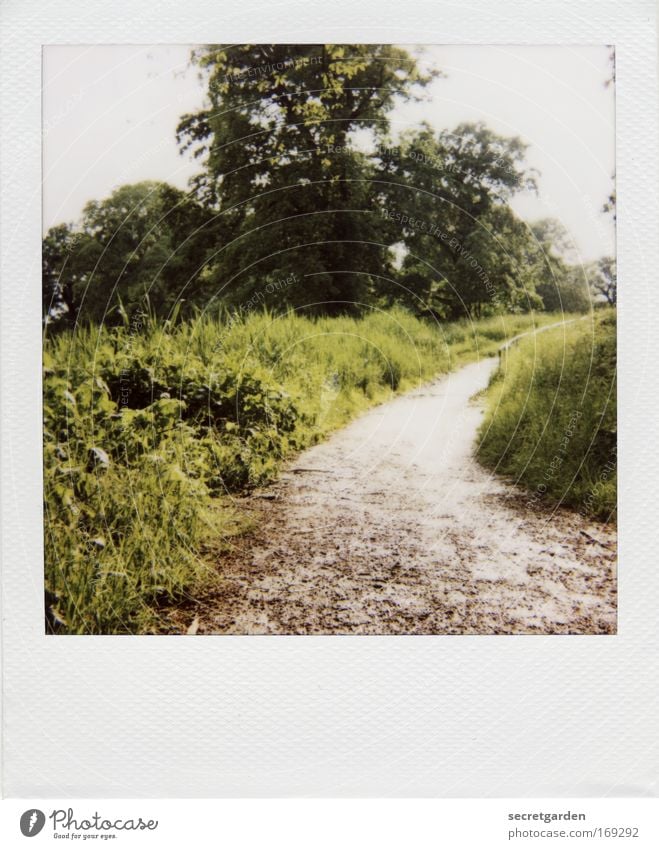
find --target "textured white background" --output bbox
[1,0,658,798]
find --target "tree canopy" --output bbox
[526,218,591,314]
[377,123,539,317]
[43,43,612,329]
[176,44,437,312]
[43,181,212,327]
[589,256,617,305]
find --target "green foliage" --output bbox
[44,307,562,633]
[43,181,213,328]
[379,122,540,317]
[477,311,616,520]
[588,256,617,305]
[43,223,82,323]
[526,218,592,313]
[177,44,438,311]
[43,350,220,634]
[44,48,593,326]
[534,266,592,313]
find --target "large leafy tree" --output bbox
[527,219,591,313]
[377,122,538,317]
[43,181,213,327]
[177,44,437,313]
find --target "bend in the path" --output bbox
[189,348,615,635]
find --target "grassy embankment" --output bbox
[44,307,572,634]
[477,310,616,521]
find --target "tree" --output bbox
[589,256,617,305]
[377,122,538,317]
[529,218,577,262]
[42,223,82,325]
[177,44,437,313]
[43,181,213,327]
[527,219,591,313]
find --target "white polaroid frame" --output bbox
[1,0,658,798]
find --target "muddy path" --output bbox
[184,355,616,635]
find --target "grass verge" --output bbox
[477,310,616,521]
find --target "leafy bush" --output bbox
[43,356,219,633]
[477,311,616,520]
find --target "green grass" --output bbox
[43,306,576,633]
[477,310,616,521]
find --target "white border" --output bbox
[1,0,658,798]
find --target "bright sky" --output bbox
[43,44,615,261]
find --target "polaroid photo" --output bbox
[40,42,617,638]
[1,0,658,844]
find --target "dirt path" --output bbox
[189,355,616,635]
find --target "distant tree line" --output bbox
[43,44,615,329]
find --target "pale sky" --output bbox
[43,44,615,261]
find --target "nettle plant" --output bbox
[42,320,305,634]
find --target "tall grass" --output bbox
[477,310,616,520]
[44,306,572,633]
